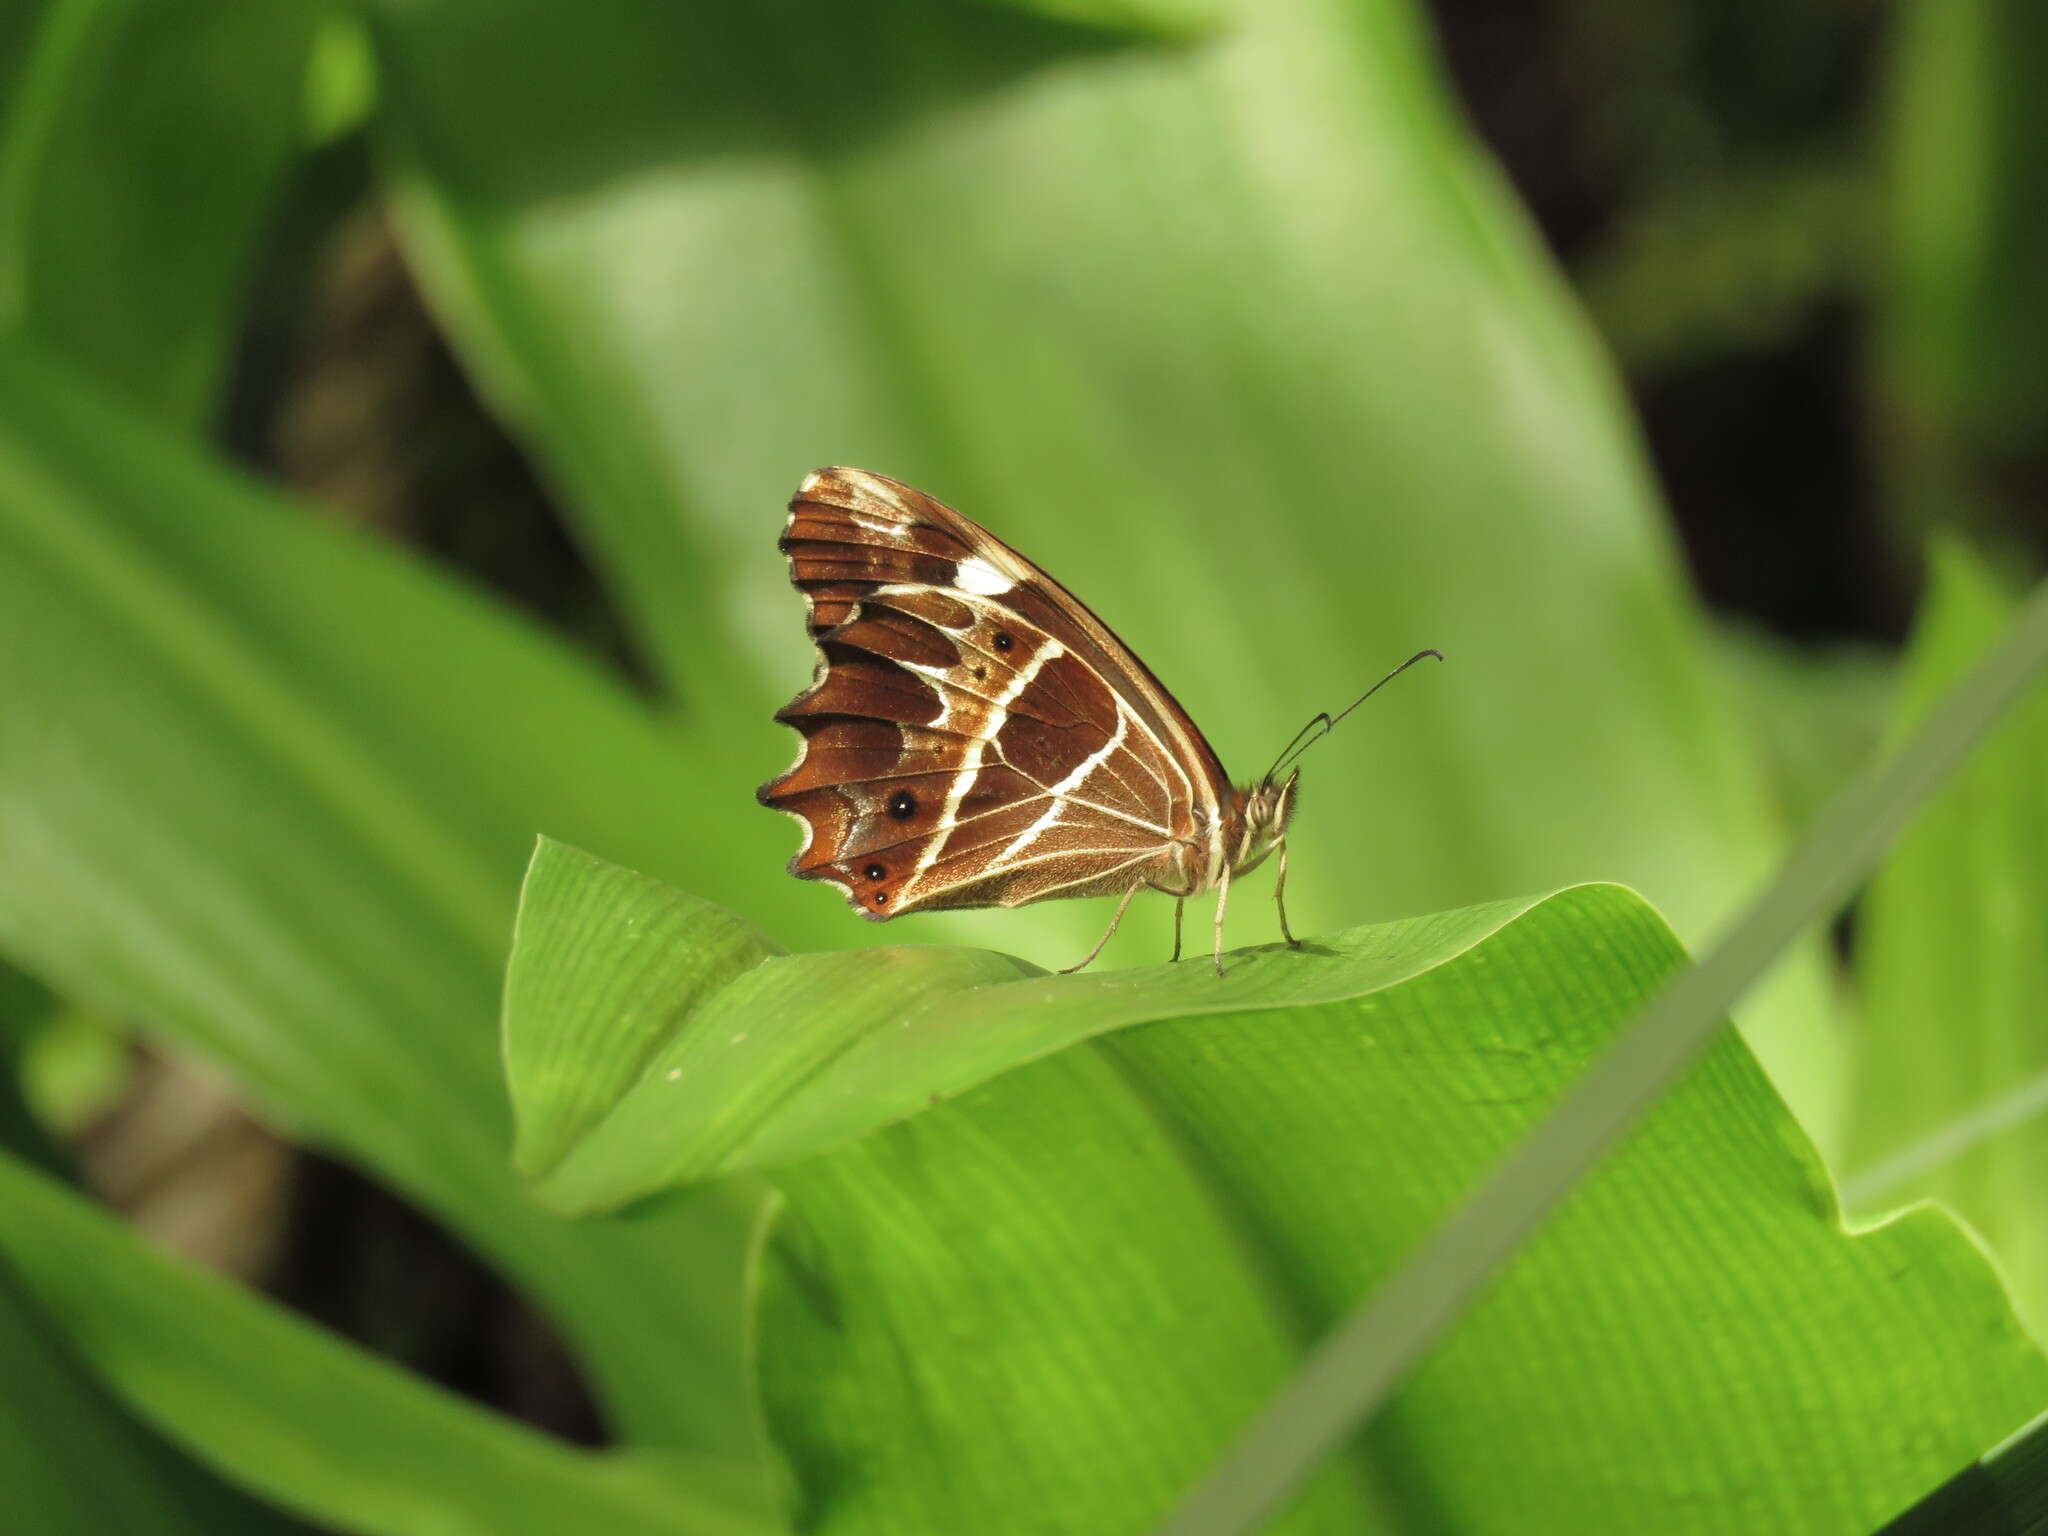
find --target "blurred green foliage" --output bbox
[0,0,320,425]
[1878,0,2048,546]
[0,0,2044,1532]
[1849,547,2048,1336]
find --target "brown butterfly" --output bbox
[758,467,1439,975]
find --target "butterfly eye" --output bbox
[864,863,887,881]
[992,632,1014,652]
[887,790,917,820]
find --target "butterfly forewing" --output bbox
[759,467,1232,919]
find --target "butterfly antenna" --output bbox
[1265,649,1444,780]
[1265,712,1334,777]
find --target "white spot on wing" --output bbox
[846,511,911,540]
[956,556,1013,596]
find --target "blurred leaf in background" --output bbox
[0,962,62,1173]
[1848,545,2048,1339]
[0,1149,779,1536]
[1841,0,2048,1353]
[0,341,780,1467]
[1718,624,1895,833]
[0,0,322,428]
[0,1253,307,1536]
[0,2,55,108]
[1877,0,2048,555]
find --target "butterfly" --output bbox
[758,467,1440,975]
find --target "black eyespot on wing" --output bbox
[887,790,917,820]
[992,632,1013,652]
[864,863,887,880]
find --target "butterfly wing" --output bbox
[759,466,1232,918]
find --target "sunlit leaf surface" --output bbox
[504,852,2045,1533]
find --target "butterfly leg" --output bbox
[1170,899,1184,963]
[1274,838,1300,947]
[1212,862,1232,979]
[1061,884,1140,974]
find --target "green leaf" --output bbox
[1847,545,2048,1336]
[1877,0,2048,526]
[0,341,779,1460]
[1162,567,2048,1534]
[365,0,1841,1131]
[1719,625,1895,833]
[744,882,2045,1534]
[0,0,322,427]
[964,0,1222,37]
[502,841,1543,1211]
[0,1252,300,1535]
[0,1149,782,1536]
[506,838,781,1181]
[500,855,2044,1529]
[0,959,62,1170]
[15,1000,131,1142]
[0,1,54,105]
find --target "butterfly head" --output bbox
[1231,767,1300,874]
